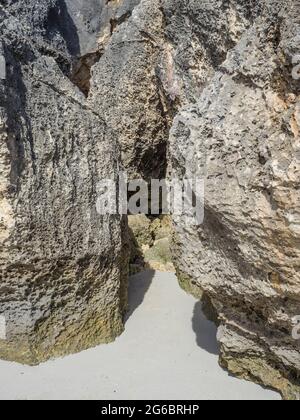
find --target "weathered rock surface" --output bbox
[169,0,300,399]
[86,0,266,179]
[0,0,299,399]
[65,0,141,56]
[128,215,174,274]
[68,0,141,96]
[0,1,129,364]
[87,0,168,180]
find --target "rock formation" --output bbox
[0,0,129,364]
[88,0,300,398]
[168,0,300,400]
[0,0,299,399]
[129,215,174,274]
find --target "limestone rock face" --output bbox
[169,0,300,399]
[65,0,141,56]
[88,0,263,180]
[67,0,141,96]
[88,0,168,180]
[0,0,299,399]
[0,1,129,364]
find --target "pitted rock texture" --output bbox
[88,0,264,180]
[88,0,168,180]
[65,0,141,56]
[169,0,300,399]
[68,0,141,96]
[129,215,174,274]
[0,2,129,364]
[0,0,299,399]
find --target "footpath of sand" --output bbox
[0,271,280,400]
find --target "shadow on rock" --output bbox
[128,225,147,275]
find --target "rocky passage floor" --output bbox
[0,271,280,400]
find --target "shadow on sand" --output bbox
[125,269,219,357]
[125,270,155,323]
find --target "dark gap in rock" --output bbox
[110,11,132,35]
[69,9,133,96]
[70,49,103,97]
[126,62,180,275]
[127,183,174,275]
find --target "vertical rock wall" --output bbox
[0,1,129,364]
[169,0,300,399]
[0,0,299,400]
[86,0,300,398]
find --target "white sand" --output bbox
[0,271,280,400]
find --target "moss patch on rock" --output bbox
[220,354,300,401]
[128,215,175,273]
[176,269,203,300]
[0,309,124,365]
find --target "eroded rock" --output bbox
[0,1,129,364]
[0,0,299,399]
[128,215,174,274]
[169,0,300,399]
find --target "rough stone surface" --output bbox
[68,0,141,96]
[0,1,129,364]
[86,0,266,180]
[0,0,299,400]
[88,0,168,180]
[169,0,300,400]
[65,0,141,56]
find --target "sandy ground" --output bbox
[0,271,280,400]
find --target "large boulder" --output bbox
[0,1,129,364]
